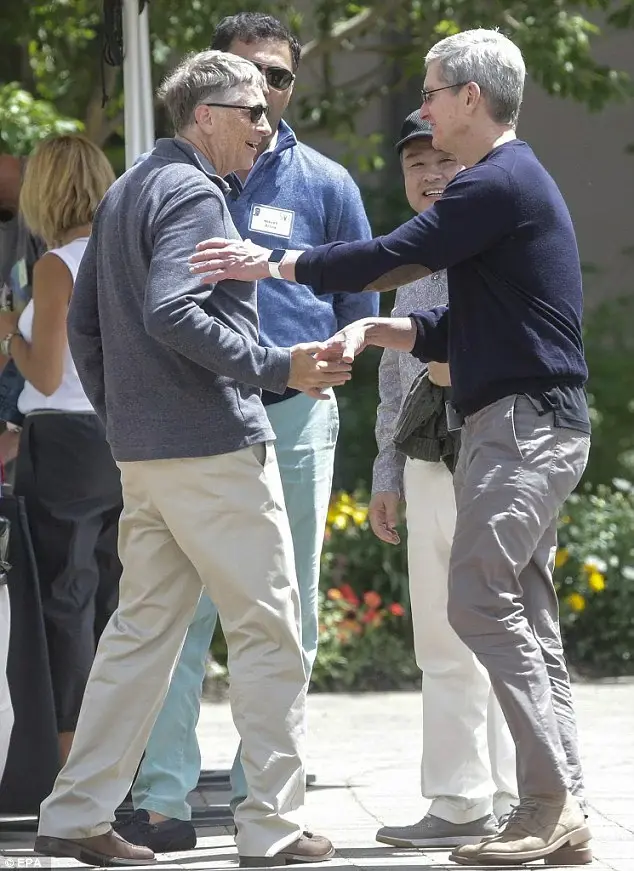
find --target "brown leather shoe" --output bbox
[35,829,155,866]
[240,831,335,866]
[450,793,591,866]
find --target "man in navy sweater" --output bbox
[189,28,592,867]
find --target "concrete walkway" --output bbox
[1,682,632,870]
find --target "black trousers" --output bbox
[14,412,122,732]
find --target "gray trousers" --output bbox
[448,394,590,800]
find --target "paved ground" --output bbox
[1,682,632,870]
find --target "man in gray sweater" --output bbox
[35,51,346,868]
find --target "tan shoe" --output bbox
[240,831,335,866]
[34,830,155,866]
[450,792,591,866]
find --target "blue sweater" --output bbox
[296,140,589,421]
[228,121,378,404]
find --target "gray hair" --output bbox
[425,29,525,126]
[157,50,265,132]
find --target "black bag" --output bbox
[0,482,59,814]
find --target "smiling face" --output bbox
[197,80,272,174]
[401,137,462,213]
[227,39,295,145]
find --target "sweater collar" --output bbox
[152,138,231,195]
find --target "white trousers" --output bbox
[0,584,13,782]
[404,458,518,824]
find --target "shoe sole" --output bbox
[449,826,592,866]
[239,846,336,866]
[377,834,489,848]
[34,835,156,867]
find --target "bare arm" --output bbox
[10,253,72,396]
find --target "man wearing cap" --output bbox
[370,112,517,850]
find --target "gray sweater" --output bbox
[68,138,291,462]
[372,271,448,495]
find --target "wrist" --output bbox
[364,318,416,352]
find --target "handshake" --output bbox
[287,315,427,399]
[286,325,363,401]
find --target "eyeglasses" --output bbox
[420,82,469,103]
[252,62,295,91]
[202,103,270,123]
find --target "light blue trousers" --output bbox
[131,392,339,819]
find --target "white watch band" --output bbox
[268,255,285,279]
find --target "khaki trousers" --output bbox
[38,443,308,858]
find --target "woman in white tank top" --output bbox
[0,135,121,768]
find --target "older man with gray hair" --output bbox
[190,29,593,867]
[34,50,342,868]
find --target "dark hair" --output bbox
[211,13,302,72]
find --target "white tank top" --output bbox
[17,237,95,415]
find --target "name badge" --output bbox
[248,204,294,239]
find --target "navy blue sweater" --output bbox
[296,140,588,418]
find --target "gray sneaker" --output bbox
[376,813,498,848]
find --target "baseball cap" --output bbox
[395,111,433,154]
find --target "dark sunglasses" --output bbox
[202,102,270,123]
[420,82,469,103]
[252,61,295,91]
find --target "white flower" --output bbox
[583,555,608,573]
[612,477,632,493]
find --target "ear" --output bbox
[193,103,213,131]
[464,82,482,112]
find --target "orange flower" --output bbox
[363,591,382,609]
[340,583,360,606]
[327,588,343,600]
[389,602,405,617]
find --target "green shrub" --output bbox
[555,480,634,675]
[310,585,419,692]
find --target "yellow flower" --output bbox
[582,557,604,574]
[332,513,348,530]
[327,588,343,600]
[566,592,586,612]
[561,515,571,525]
[352,507,368,526]
[554,548,569,568]
[588,571,605,592]
[338,492,353,505]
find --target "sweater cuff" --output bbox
[258,346,292,395]
[294,249,319,292]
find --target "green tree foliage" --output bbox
[0,0,632,153]
[0,83,83,155]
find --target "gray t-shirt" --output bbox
[0,213,44,308]
[372,272,449,496]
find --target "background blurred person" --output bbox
[0,134,121,767]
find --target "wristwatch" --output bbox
[0,332,18,357]
[267,248,287,280]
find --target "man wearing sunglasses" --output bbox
[117,12,378,854]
